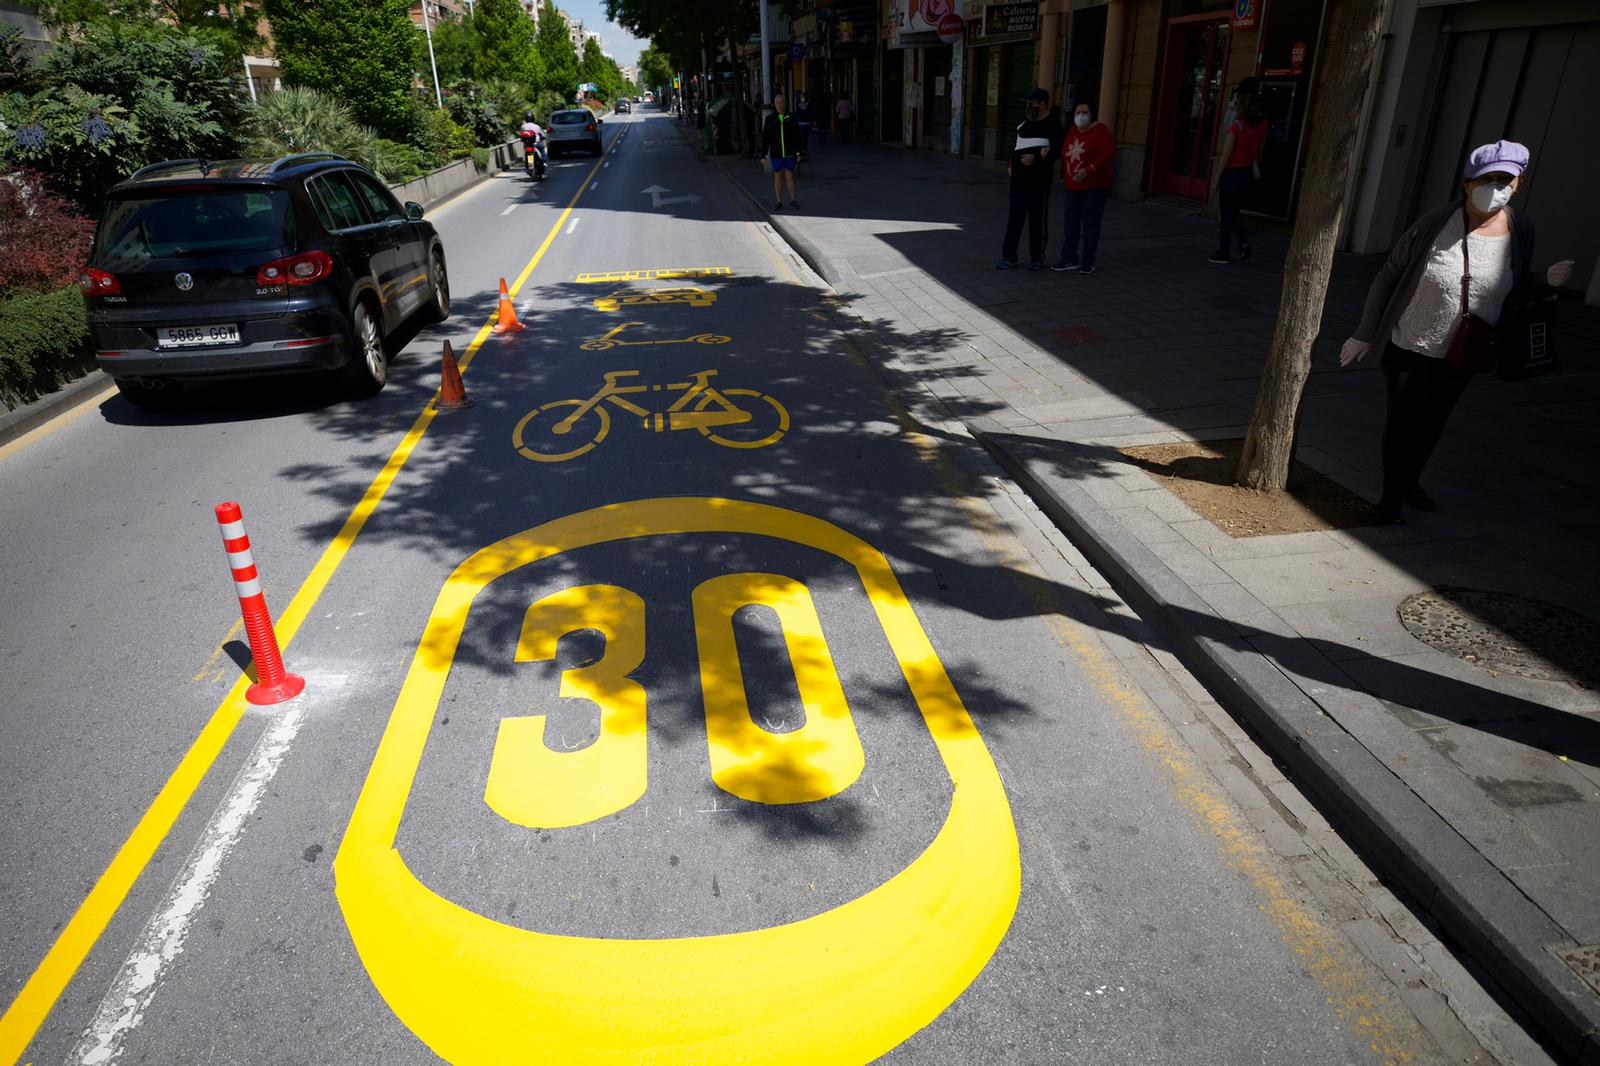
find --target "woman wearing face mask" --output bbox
[1338,140,1575,521]
[1053,100,1114,275]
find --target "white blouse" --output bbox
[1393,213,1514,359]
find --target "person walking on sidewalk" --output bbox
[1054,99,1114,275]
[762,94,803,211]
[1338,139,1575,522]
[1208,81,1268,264]
[999,88,1057,271]
[835,93,853,142]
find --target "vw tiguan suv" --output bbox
[81,153,450,407]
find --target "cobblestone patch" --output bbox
[1397,587,1600,690]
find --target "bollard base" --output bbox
[246,672,306,706]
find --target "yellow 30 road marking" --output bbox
[335,498,1021,1065]
[0,131,619,1066]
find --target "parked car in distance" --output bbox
[615,98,631,114]
[545,109,604,156]
[81,154,449,407]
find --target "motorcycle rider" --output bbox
[518,110,547,177]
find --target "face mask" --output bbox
[1470,181,1512,213]
[1074,113,1090,129]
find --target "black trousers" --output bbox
[1216,166,1253,255]
[1380,343,1474,505]
[1002,180,1049,262]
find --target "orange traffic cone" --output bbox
[437,340,473,409]
[492,277,525,334]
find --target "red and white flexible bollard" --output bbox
[214,501,305,705]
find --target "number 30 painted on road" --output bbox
[335,498,1020,1065]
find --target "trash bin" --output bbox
[706,96,735,155]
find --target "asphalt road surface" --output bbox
[0,108,1508,1065]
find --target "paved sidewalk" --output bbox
[706,134,1600,1057]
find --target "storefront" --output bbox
[962,1,1039,161]
[883,0,960,150]
[1144,0,1320,213]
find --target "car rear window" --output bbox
[98,187,291,260]
[552,112,591,125]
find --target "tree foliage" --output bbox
[578,36,623,101]
[532,0,578,100]
[637,43,672,95]
[34,0,262,56]
[604,0,752,73]
[0,170,95,298]
[471,0,540,84]
[263,0,421,139]
[0,20,247,209]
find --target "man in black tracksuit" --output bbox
[999,88,1058,270]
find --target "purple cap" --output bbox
[1463,140,1530,180]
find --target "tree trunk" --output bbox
[1235,0,1387,492]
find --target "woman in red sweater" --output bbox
[1208,81,1269,264]
[1053,100,1115,275]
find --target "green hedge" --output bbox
[0,286,94,410]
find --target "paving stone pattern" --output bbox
[723,137,1600,977]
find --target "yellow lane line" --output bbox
[0,138,616,1066]
[190,619,244,683]
[0,382,118,464]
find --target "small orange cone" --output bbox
[492,277,525,334]
[436,340,473,409]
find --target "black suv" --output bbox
[81,153,450,407]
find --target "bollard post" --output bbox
[214,501,305,705]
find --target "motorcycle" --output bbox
[518,128,547,181]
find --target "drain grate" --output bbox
[1397,586,1600,690]
[1554,944,1600,998]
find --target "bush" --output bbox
[0,21,247,211]
[248,85,364,157]
[0,285,93,409]
[412,105,475,168]
[361,138,432,185]
[0,170,94,298]
[532,89,568,125]
[470,146,489,172]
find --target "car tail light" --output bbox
[78,267,122,296]
[586,122,596,132]
[257,250,333,286]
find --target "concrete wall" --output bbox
[388,139,523,208]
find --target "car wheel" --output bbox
[421,247,450,324]
[340,299,387,396]
[114,377,181,410]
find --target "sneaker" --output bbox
[1027,260,1043,271]
[1208,251,1232,264]
[1051,259,1079,272]
[790,200,800,209]
[1076,264,1096,276]
[996,258,1015,270]
[773,202,782,211]
[1404,487,1436,512]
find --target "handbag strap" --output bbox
[1459,203,1472,318]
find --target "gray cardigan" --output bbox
[1352,201,1536,362]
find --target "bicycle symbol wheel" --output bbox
[697,389,789,450]
[513,399,612,463]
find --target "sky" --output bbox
[560,0,646,71]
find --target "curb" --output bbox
[974,428,1600,1065]
[0,370,113,449]
[673,124,843,286]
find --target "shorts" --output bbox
[769,156,797,173]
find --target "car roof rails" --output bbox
[127,158,207,180]
[268,152,348,173]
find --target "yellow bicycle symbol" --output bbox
[580,321,730,350]
[513,369,789,462]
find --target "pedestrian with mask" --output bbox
[762,93,802,211]
[999,88,1057,271]
[1208,79,1268,263]
[1054,99,1114,275]
[1338,140,1575,521]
